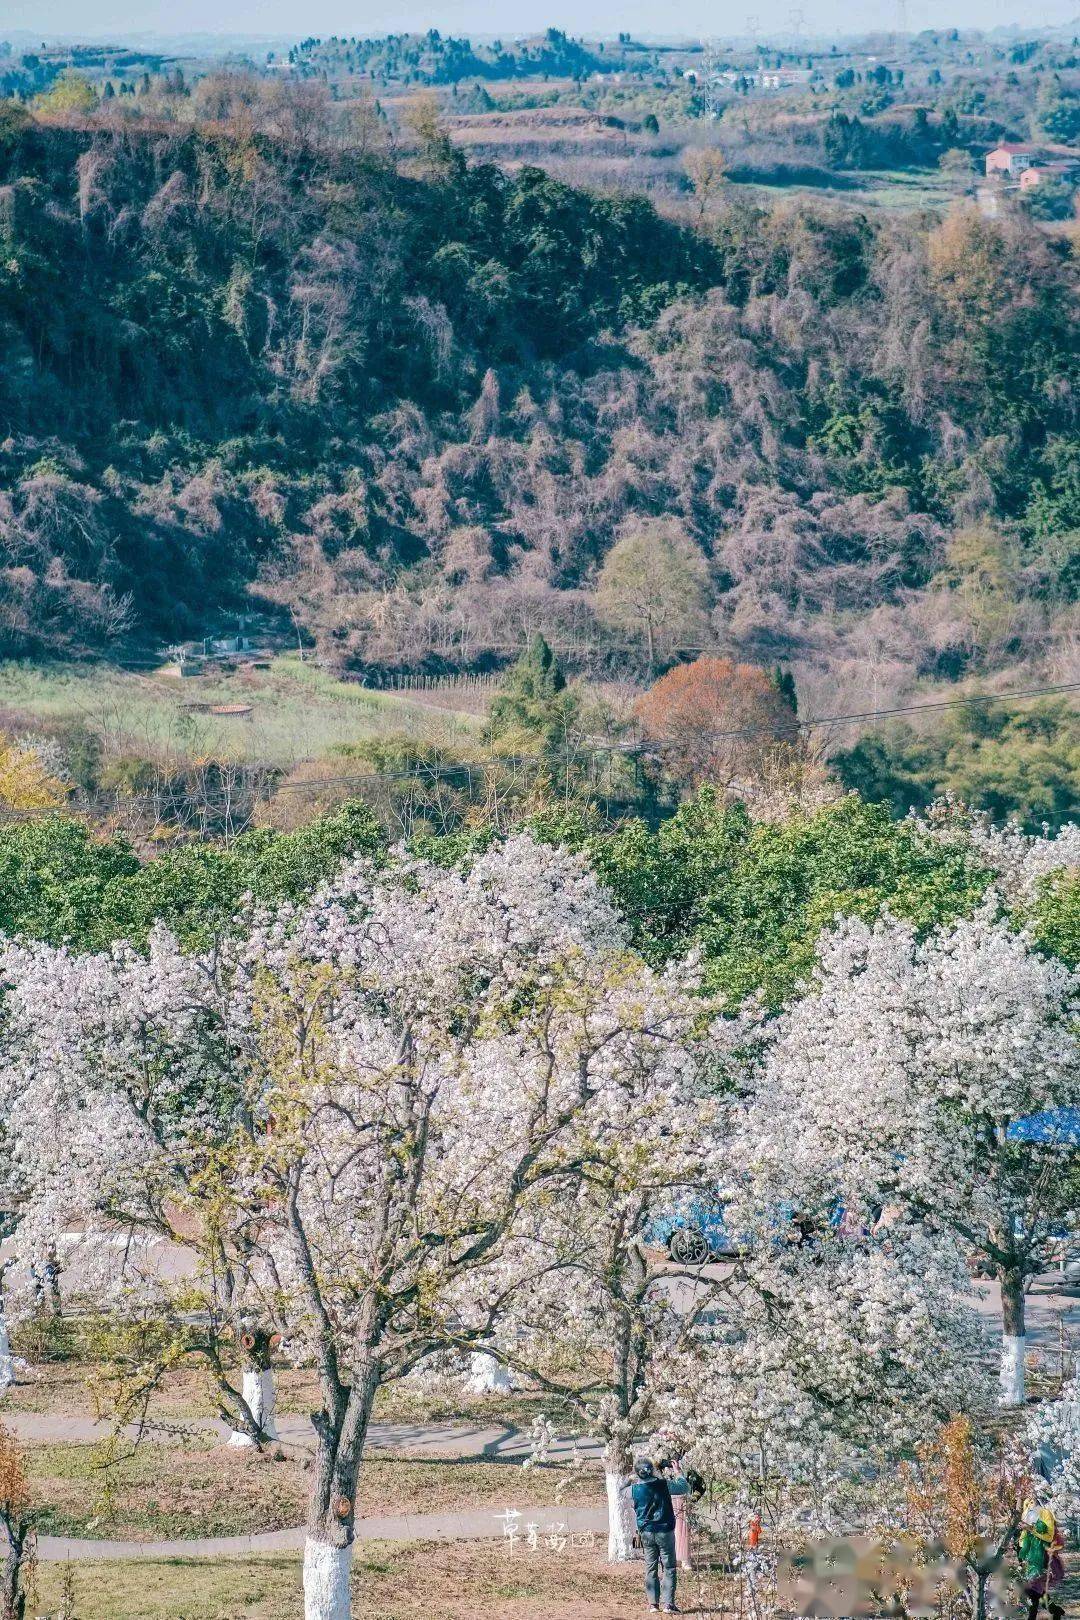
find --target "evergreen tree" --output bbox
[772,666,798,714]
[489,634,575,748]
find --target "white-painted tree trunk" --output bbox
[999,1270,1027,1408]
[999,1334,1026,1407]
[0,1302,12,1396]
[464,1352,513,1395]
[303,1537,352,1620]
[604,1466,637,1563]
[228,1366,278,1447]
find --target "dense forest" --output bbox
[0,83,1078,719]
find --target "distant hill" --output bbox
[0,94,1077,697]
[290,28,652,85]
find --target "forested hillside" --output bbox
[290,27,640,84]
[1,88,1078,706]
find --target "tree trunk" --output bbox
[303,1538,352,1620]
[228,1365,279,1448]
[1,1515,30,1620]
[603,1445,637,1564]
[304,1367,378,1620]
[44,1248,61,1319]
[0,1289,13,1397]
[999,1268,1027,1407]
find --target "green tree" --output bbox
[0,819,138,948]
[0,803,385,951]
[834,701,1080,833]
[1035,78,1080,142]
[1025,869,1080,969]
[489,633,577,747]
[938,522,1024,660]
[549,791,992,1008]
[0,102,31,149]
[596,518,709,674]
[34,71,97,116]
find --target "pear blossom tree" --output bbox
[0,837,717,1620]
[666,1217,986,1537]
[0,928,287,1449]
[0,1277,12,1398]
[489,1144,984,1560]
[919,804,1080,906]
[1028,1373,1080,1518]
[747,909,1080,1407]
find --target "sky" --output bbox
[1,0,1078,44]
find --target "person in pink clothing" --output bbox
[659,1458,704,1571]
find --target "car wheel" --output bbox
[669,1227,710,1266]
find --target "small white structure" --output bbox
[463,1352,514,1394]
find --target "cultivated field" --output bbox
[0,658,479,770]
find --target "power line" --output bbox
[1,678,1077,824]
[262,678,1080,779]
[695,680,1080,742]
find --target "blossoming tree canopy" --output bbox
[672,1216,985,1530]
[1028,1373,1080,1519]
[0,836,728,1620]
[467,954,983,1560]
[748,908,1080,1405]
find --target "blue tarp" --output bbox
[1007,1107,1080,1145]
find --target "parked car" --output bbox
[646,1199,746,1265]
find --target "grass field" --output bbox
[739,165,963,212]
[842,166,965,211]
[32,1541,654,1620]
[27,1444,598,1540]
[4,1360,553,1432]
[0,657,478,769]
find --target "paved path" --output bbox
[971,1274,1080,1357]
[1,1410,599,1465]
[33,1504,609,1563]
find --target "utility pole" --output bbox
[702,36,723,119]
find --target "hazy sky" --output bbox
[2,0,1078,44]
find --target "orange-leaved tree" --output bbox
[634,657,797,793]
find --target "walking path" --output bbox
[33,1504,610,1563]
[1,1410,598,1465]
[10,1272,1076,1566]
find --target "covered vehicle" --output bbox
[646,1198,747,1265]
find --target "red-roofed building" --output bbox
[985,142,1041,176]
[1019,159,1080,189]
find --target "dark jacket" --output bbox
[630,1474,688,1533]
